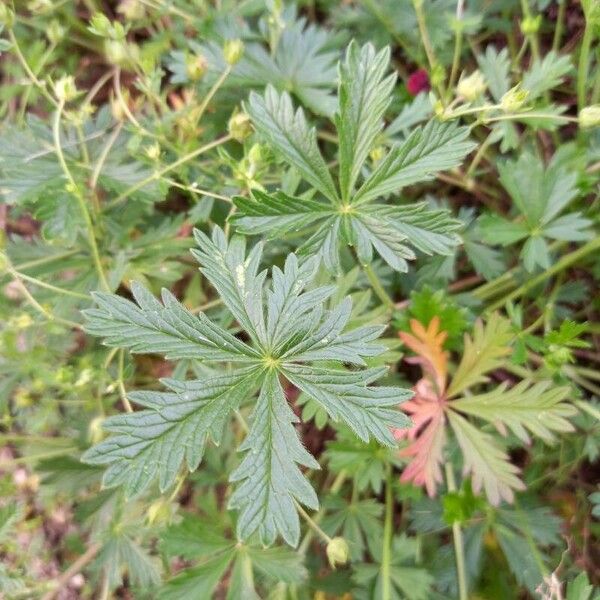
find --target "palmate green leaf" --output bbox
[452,381,575,444]
[160,514,307,599]
[479,152,592,271]
[162,552,235,600]
[246,85,339,203]
[522,51,573,100]
[351,120,476,206]
[196,13,339,116]
[241,43,473,271]
[321,496,383,561]
[84,227,410,545]
[353,535,433,600]
[447,411,525,505]
[228,370,319,547]
[336,41,396,201]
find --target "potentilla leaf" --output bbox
[83,226,410,545]
[246,85,339,203]
[228,370,320,547]
[335,41,396,202]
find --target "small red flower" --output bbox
[406,69,430,96]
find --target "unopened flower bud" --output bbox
[326,536,349,569]
[370,145,385,163]
[55,76,78,102]
[186,53,208,81]
[145,143,160,160]
[500,84,528,112]
[248,143,266,166]
[147,498,171,525]
[521,15,541,35]
[104,39,128,65]
[223,39,244,65]
[579,105,600,128]
[456,70,487,102]
[88,416,105,444]
[117,0,145,20]
[47,19,65,44]
[228,111,252,142]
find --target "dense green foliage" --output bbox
[0,1,599,598]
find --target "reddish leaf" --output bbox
[399,316,448,395]
[395,380,446,496]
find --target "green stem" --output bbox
[298,470,346,555]
[53,100,110,292]
[195,65,232,125]
[552,0,566,52]
[296,504,332,544]
[485,237,600,312]
[381,462,394,600]
[107,134,232,208]
[520,0,540,60]
[447,0,465,98]
[363,264,395,310]
[8,29,58,108]
[445,463,468,600]
[578,6,595,111]
[11,270,90,300]
[412,0,446,97]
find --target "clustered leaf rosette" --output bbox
[82,227,412,546]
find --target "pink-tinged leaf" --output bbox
[395,380,446,497]
[399,317,448,395]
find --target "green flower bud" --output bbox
[117,0,146,21]
[104,39,129,66]
[500,84,529,112]
[186,53,208,81]
[248,143,267,166]
[369,145,385,163]
[145,142,161,160]
[147,498,172,525]
[88,13,112,38]
[223,39,244,65]
[579,105,600,128]
[521,15,541,35]
[326,536,349,569]
[430,64,446,89]
[47,19,66,44]
[228,111,252,142]
[55,75,78,102]
[88,416,105,444]
[456,70,487,102]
